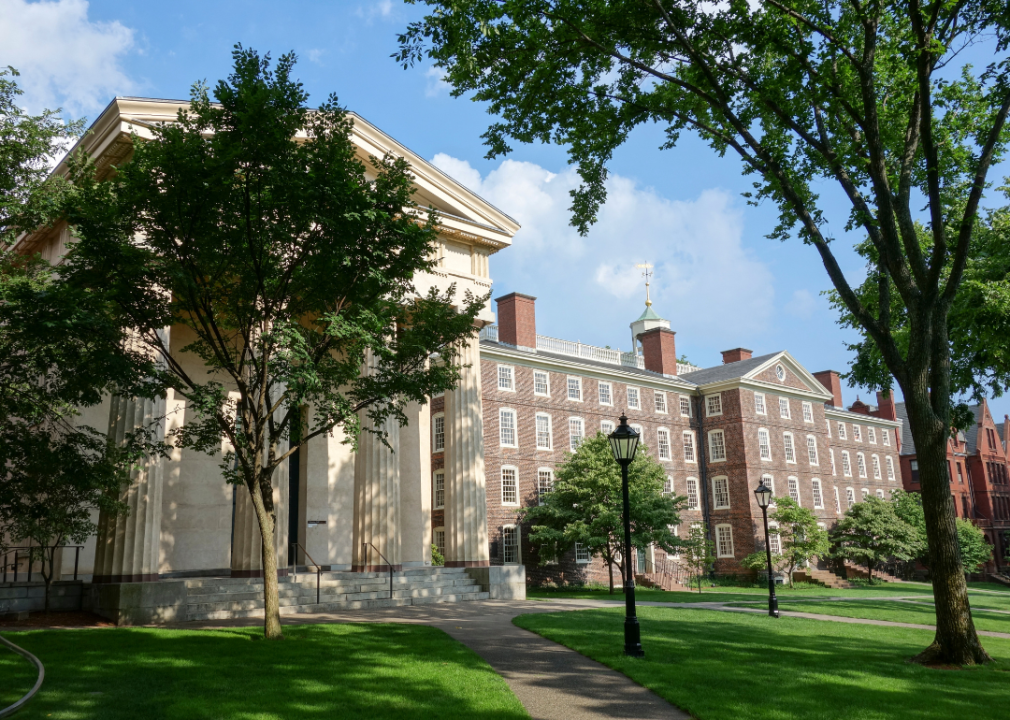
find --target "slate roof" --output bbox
[998,421,1006,447]
[677,352,783,385]
[893,402,916,456]
[964,404,984,455]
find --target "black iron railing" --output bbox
[289,543,323,605]
[2,546,83,584]
[361,542,394,600]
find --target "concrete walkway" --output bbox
[186,600,690,720]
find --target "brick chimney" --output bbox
[721,348,753,364]
[640,327,678,375]
[874,390,897,421]
[813,370,843,408]
[495,293,537,350]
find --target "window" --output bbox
[598,381,613,406]
[706,393,723,416]
[536,413,552,450]
[779,397,791,419]
[868,427,877,444]
[834,486,842,514]
[856,452,867,478]
[871,454,882,480]
[910,459,919,483]
[830,449,837,476]
[788,476,801,505]
[627,387,641,410]
[768,525,782,555]
[846,487,856,508]
[432,413,445,452]
[826,419,832,438]
[433,470,445,509]
[499,409,517,447]
[631,424,644,439]
[601,420,615,435]
[802,401,814,423]
[534,370,550,396]
[715,524,735,557]
[686,478,701,510]
[806,435,819,465]
[497,364,515,391]
[762,474,777,501]
[783,432,796,463]
[758,428,772,460]
[886,456,895,481]
[683,431,697,462]
[861,488,870,501]
[882,429,891,446]
[433,527,445,557]
[567,377,582,401]
[501,467,518,505]
[575,543,590,563]
[680,395,692,417]
[655,391,668,414]
[663,476,674,496]
[853,425,862,442]
[658,429,672,461]
[811,479,824,509]
[712,476,731,509]
[709,430,727,462]
[876,489,885,499]
[838,422,847,440]
[755,392,766,415]
[569,417,585,450]
[538,469,554,503]
[502,525,520,563]
[841,451,852,477]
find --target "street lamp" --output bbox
[608,413,644,657]
[754,479,780,618]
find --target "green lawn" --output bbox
[768,599,1010,634]
[0,624,527,719]
[514,606,1010,720]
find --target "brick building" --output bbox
[462,292,905,585]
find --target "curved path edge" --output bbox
[0,633,45,719]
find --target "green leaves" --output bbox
[830,496,921,574]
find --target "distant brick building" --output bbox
[461,293,905,585]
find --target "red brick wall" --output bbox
[640,327,677,376]
[495,293,537,349]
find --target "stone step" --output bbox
[187,581,485,609]
[185,575,478,597]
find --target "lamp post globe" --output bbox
[754,479,780,618]
[608,413,644,657]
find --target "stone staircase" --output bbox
[184,567,488,622]
[636,573,688,592]
[792,569,856,590]
[841,562,903,583]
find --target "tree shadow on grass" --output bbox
[775,599,1010,634]
[1,624,527,720]
[514,607,1010,720]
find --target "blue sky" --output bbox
[4,0,1008,420]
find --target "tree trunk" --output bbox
[905,394,991,665]
[248,482,283,640]
[608,559,615,594]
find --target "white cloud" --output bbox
[424,66,451,98]
[784,289,817,319]
[0,0,136,114]
[355,0,394,22]
[306,49,326,66]
[430,154,775,351]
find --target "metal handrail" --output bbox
[289,543,322,605]
[361,542,395,600]
[2,546,84,584]
[0,633,45,718]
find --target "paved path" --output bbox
[186,600,690,720]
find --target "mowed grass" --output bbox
[0,623,527,719]
[770,599,1010,634]
[514,606,1010,720]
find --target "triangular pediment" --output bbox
[741,351,834,400]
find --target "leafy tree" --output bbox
[956,519,993,574]
[768,497,831,588]
[430,543,445,567]
[830,497,920,582]
[523,432,684,593]
[397,0,1010,665]
[60,47,484,639]
[681,524,716,593]
[892,489,991,573]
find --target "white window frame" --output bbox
[783,431,796,464]
[433,526,445,557]
[763,474,777,504]
[787,476,801,505]
[686,478,701,510]
[826,419,832,438]
[499,408,517,448]
[502,524,521,564]
[627,386,641,410]
[768,522,782,555]
[432,412,445,452]
[683,431,697,463]
[598,381,613,406]
[876,489,885,499]
[501,466,519,505]
[537,468,554,504]
[779,397,791,419]
[841,450,852,477]
[882,429,891,447]
[574,542,590,564]
[601,420,615,435]
[856,452,868,478]
[569,417,585,451]
[657,428,672,461]
[838,422,847,440]
[846,487,856,508]
[706,393,723,417]
[806,435,819,465]
[871,454,882,480]
[680,395,692,418]
[802,401,814,423]
[754,392,766,415]
[867,426,877,444]
[712,476,731,509]
[834,486,842,514]
[497,364,515,392]
[433,470,445,510]
[811,478,824,509]
[663,476,674,496]
[830,448,837,476]
[861,488,870,501]
[853,425,862,442]
[567,376,583,402]
[715,524,735,558]
[533,370,550,397]
[885,456,896,481]
[758,428,772,461]
[631,424,644,440]
[536,413,553,450]
[708,429,727,462]
[654,391,668,414]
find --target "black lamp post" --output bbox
[608,413,644,657]
[754,479,780,618]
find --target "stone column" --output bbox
[399,400,432,568]
[230,435,289,578]
[93,393,167,583]
[352,412,402,571]
[444,334,490,567]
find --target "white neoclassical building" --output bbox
[9,97,522,621]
